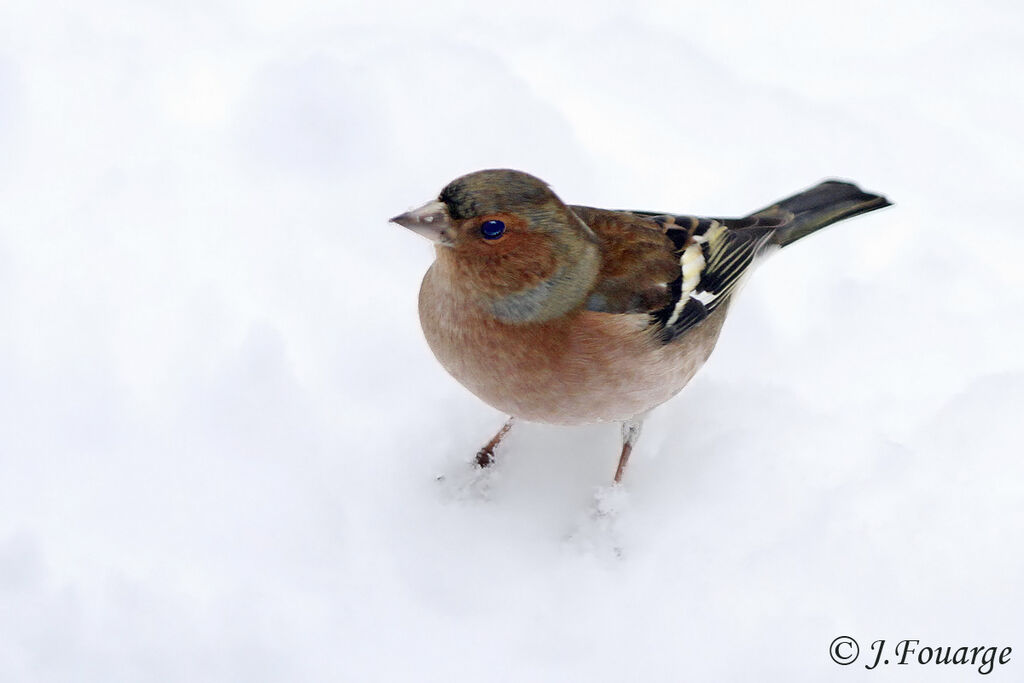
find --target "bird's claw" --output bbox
[436,457,499,501]
[566,484,629,559]
[474,448,495,468]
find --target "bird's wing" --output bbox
[572,206,779,343]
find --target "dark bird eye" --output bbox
[480,219,505,240]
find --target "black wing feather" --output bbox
[629,212,775,343]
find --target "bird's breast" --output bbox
[418,263,728,424]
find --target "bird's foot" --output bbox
[474,446,495,468]
[566,484,630,559]
[435,458,499,502]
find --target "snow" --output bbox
[1,1,1023,680]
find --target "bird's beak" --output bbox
[390,200,452,244]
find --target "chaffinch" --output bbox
[391,170,890,484]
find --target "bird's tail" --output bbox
[748,180,892,248]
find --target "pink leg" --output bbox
[475,417,515,468]
[613,418,643,484]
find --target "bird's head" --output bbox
[391,169,600,323]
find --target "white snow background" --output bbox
[1,1,1022,680]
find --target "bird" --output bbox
[391,169,890,484]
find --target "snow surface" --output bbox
[1,1,1023,681]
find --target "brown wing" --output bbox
[571,205,777,343]
[570,206,679,315]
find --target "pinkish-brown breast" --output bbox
[418,262,729,425]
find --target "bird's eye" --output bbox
[480,219,506,240]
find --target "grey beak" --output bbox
[390,200,451,243]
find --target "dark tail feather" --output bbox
[748,180,892,248]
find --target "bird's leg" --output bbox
[613,417,644,484]
[475,417,515,468]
